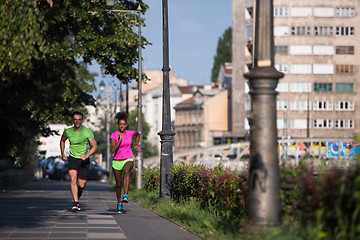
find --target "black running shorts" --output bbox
[68,156,90,180]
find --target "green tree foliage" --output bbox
[210,27,232,83]
[0,0,149,164]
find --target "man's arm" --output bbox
[60,135,68,161]
[81,138,97,160]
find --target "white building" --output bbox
[233,0,360,139]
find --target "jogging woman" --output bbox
[110,112,140,213]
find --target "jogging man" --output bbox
[60,111,97,211]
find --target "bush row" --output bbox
[142,157,360,239]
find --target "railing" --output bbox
[144,137,358,171]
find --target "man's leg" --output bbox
[78,179,87,200]
[69,170,79,202]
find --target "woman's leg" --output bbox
[112,168,123,203]
[123,161,134,195]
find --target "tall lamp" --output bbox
[243,0,283,225]
[105,0,143,189]
[158,0,175,198]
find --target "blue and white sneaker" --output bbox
[117,202,124,214]
[122,194,129,203]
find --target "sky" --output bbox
[90,0,233,96]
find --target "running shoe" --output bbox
[117,202,124,214]
[72,202,81,211]
[122,194,129,203]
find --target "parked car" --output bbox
[63,159,109,182]
[42,156,57,179]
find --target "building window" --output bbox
[245,100,251,111]
[290,64,312,74]
[277,100,288,110]
[290,119,307,129]
[336,8,355,17]
[313,101,333,111]
[277,119,286,129]
[314,26,333,36]
[313,119,333,129]
[336,26,355,36]
[290,45,312,55]
[289,82,311,92]
[275,46,288,54]
[336,65,355,74]
[314,8,334,17]
[313,46,334,55]
[291,26,311,35]
[291,7,312,17]
[335,83,354,92]
[245,7,253,19]
[335,119,354,129]
[274,7,288,17]
[313,64,334,74]
[276,82,288,92]
[290,101,311,111]
[336,46,354,54]
[314,83,332,92]
[275,64,289,74]
[335,101,354,111]
[246,26,253,41]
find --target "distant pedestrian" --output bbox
[60,111,97,211]
[54,156,64,181]
[110,112,140,213]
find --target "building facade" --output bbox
[174,88,229,149]
[233,0,360,139]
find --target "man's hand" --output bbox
[81,154,87,160]
[62,155,68,161]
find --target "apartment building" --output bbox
[233,0,360,139]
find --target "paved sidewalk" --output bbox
[0,179,199,240]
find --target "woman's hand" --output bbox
[134,144,140,151]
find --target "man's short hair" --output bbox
[72,111,83,120]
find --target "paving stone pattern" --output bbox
[0,180,198,240]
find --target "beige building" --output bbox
[174,88,229,149]
[233,0,360,139]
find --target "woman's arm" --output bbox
[110,134,122,153]
[134,132,140,151]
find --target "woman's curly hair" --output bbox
[115,112,128,124]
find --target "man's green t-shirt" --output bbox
[63,126,95,159]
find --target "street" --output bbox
[0,179,198,240]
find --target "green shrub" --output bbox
[142,167,160,192]
[140,158,360,239]
[171,162,248,217]
[280,157,360,239]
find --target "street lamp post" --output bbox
[98,81,115,172]
[243,0,283,225]
[158,0,175,198]
[135,5,143,190]
[105,0,143,189]
[106,88,111,172]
